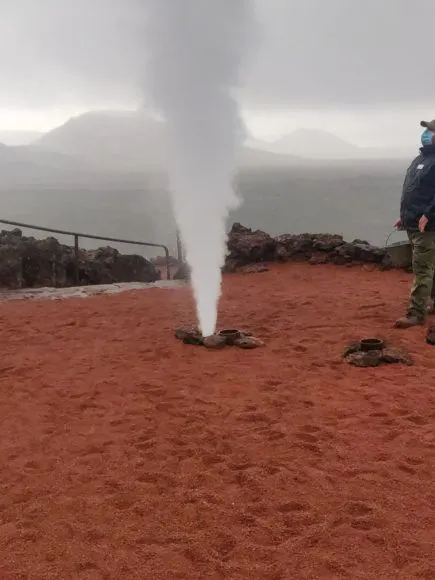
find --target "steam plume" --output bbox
[144,0,257,336]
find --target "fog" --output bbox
[0,0,432,112]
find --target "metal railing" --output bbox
[0,218,172,282]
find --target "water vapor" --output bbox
[144,0,257,336]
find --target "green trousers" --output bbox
[407,231,435,319]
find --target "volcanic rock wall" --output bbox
[224,223,393,272]
[0,223,405,288]
[0,228,160,289]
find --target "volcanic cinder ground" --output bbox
[0,264,434,579]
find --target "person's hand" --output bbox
[393,218,403,230]
[419,215,429,232]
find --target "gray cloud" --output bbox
[0,0,433,109]
[250,0,435,108]
[1,0,145,107]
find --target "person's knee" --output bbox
[413,269,434,288]
[413,245,435,269]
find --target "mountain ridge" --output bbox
[264,128,414,160]
[34,110,300,170]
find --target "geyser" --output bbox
[144,0,257,336]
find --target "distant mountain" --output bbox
[271,129,359,159]
[0,114,415,195]
[34,110,299,170]
[0,143,91,170]
[239,146,300,167]
[0,141,113,190]
[0,111,299,193]
[35,111,165,170]
[266,128,413,160]
[0,131,42,146]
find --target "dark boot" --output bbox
[394,314,425,329]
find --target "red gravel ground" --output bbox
[0,264,434,580]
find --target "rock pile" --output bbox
[175,326,263,349]
[0,228,160,289]
[225,223,277,272]
[343,341,413,367]
[153,223,396,282]
[225,223,390,272]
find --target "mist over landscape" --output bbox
[0,0,431,255]
[0,110,411,255]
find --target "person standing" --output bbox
[394,120,435,328]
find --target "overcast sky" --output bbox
[1,0,433,144]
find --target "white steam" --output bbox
[144,0,257,336]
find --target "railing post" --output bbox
[164,247,171,280]
[176,230,183,263]
[74,234,80,285]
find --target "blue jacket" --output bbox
[400,144,435,231]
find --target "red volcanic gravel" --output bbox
[0,263,434,579]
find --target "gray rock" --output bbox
[175,326,204,345]
[0,229,160,289]
[226,223,277,268]
[333,241,386,265]
[240,264,269,274]
[346,350,382,367]
[309,253,329,265]
[224,224,387,271]
[381,347,413,365]
[203,335,227,349]
[234,336,264,349]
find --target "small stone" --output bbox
[343,342,360,358]
[240,264,270,274]
[239,330,254,338]
[175,326,204,345]
[309,253,328,265]
[234,336,264,349]
[345,350,382,367]
[203,335,227,349]
[381,347,413,365]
